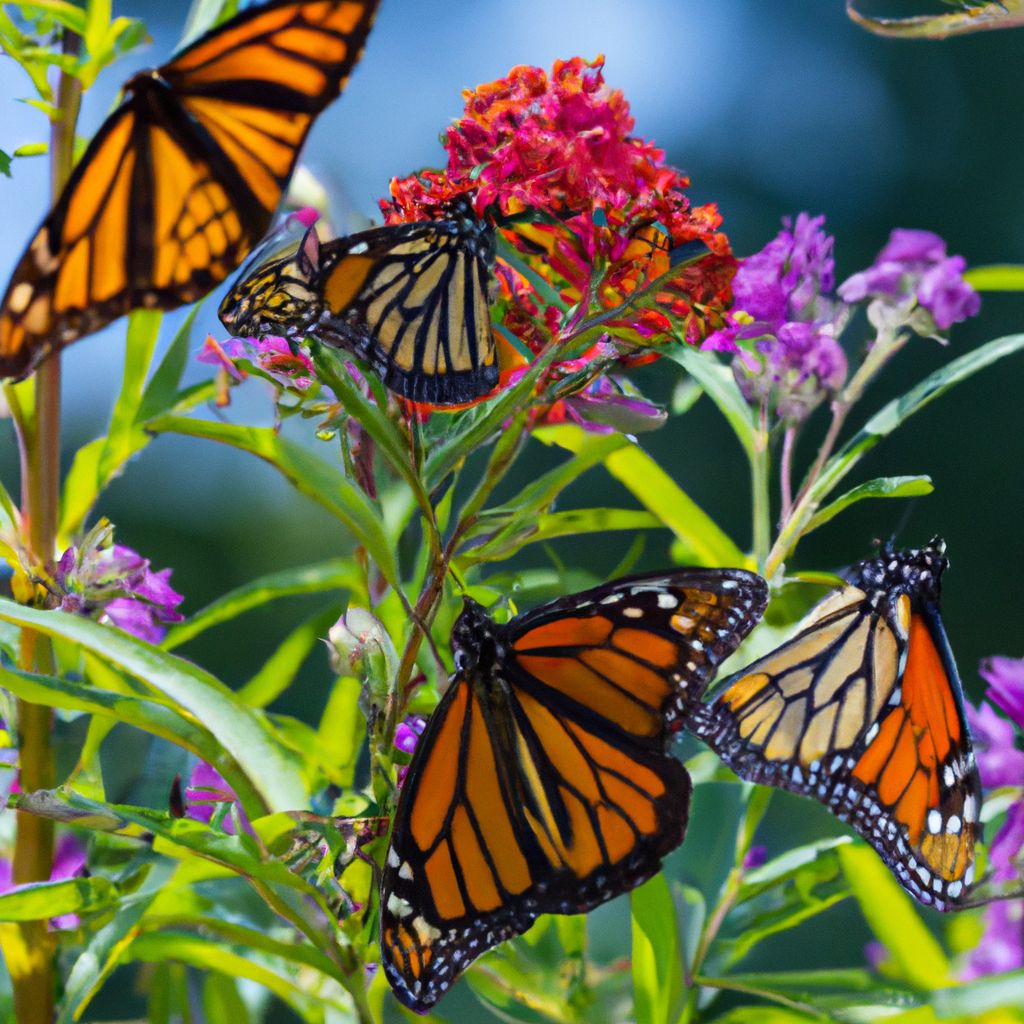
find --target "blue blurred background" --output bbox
[1,1,1022,1018]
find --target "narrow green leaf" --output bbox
[813,334,1024,510]
[98,309,161,485]
[838,845,949,989]
[57,865,173,1024]
[722,891,850,967]
[737,837,853,904]
[0,876,115,921]
[237,605,340,708]
[0,599,305,813]
[0,662,260,811]
[930,969,1024,1015]
[606,445,746,567]
[311,344,428,499]
[803,475,933,536]
[464,508,662,564]
[632,874,684,1024]
[965,264,1024,292]
[203,974,250,1024]
[0,149,11,177]
[135,306,200,423]
[507,426,631,514]
[667,345,756,460]
[147,415,400,591]
[163,559,356,650]
[126,932,347,1019]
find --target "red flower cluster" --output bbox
[383,57,736,420]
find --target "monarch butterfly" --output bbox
[0,0,380,380]
[219,197,500,404]
[689,538,982,910]
[379,568,768,1011]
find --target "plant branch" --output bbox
[6,30,82,1024]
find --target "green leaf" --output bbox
[163,559,357,650]
[599,443,745,567]
[737,837,853,904]
[667,345,756,460]
[310,344,429,500]
[463,508,662,564]
[802,475,933,535]
[237,605,340,708]
[930,969,1024,1015]
[965,264,1024,292]
[0,876,116,921]
[147,415,400,591]
[135,306,200,423]
[631,874,684,1024]
[98,309,161,484]
[57,865,173,1024]
[126,932,349,1020]
[813,334,1024,512]
[511,426,631,513]
[0,599,306,813]
[0,662,228,780]
[0,148,11,176]
[838,845,949,990]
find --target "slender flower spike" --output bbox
[54,522,184,644]
[838,228,980,332]
[704,213,848,424]
[962,655,1024,979]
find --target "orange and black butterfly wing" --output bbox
[0,0,379,378]
[311,206,498,404]
[690,540,981,909]
[380,569,768,1011]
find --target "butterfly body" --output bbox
[690,539,981,910]
[0,0,380,379]
[219,199,499,404]
[380,569,768,1011]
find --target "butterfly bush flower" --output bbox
[838,229,980,332]
[704,213,848,424]
[385,56,737,414]
[54,523,184,644]
[199,334,316,391]
[963,655,1024,979]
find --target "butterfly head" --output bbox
[218,232,322,340]
[450,597,502,677]
[849,536,948,605]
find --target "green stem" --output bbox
[750,406,771,571]
[764,329,909,578]
[6,30,81,1024]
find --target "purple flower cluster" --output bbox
[56,532,184,644]
[704,214,848,424]
[838,229,980,331]
[963,655,1024,979]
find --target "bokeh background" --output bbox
[1,1,1023,1019]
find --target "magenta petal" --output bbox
[981,656,1024,730]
